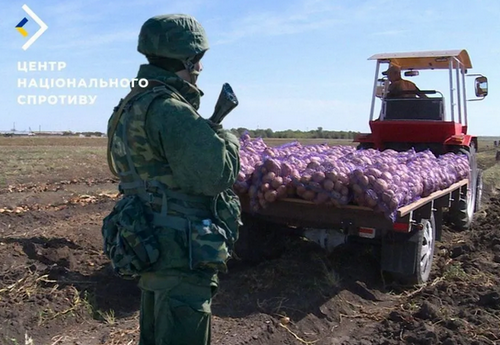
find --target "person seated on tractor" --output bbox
[383,64,427,98]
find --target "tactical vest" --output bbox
[106,80,236,273]
[109,81,212,223]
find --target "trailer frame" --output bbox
[236,179,469,285]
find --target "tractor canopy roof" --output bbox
[368,49,472,70]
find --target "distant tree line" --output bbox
[229,127,359,139]
[38,128,358,139]
[61,131,105,137]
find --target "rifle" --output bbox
[209,83,239,124]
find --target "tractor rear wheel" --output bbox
[450,146,478,231]
[474,169,483,212]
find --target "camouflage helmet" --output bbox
[137,14,209,63]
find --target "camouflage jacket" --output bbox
[107,64,241,286]
[387,79,420,98]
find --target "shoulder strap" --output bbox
[107,80,169,177]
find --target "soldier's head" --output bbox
[383,64,402,82]
[137,14,209,85]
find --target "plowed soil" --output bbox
[1,137,499,345]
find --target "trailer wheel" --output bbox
[406,214,436,285]
[450,146,478,230]
[232,213,287,264]
[384,213,436,286]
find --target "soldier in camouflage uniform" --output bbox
[105,14,241,345]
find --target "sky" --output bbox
[0,0,499,136]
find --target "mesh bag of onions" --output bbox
[235,134,471,220]
[292,153,356,206]
[234,135,268,194]
[349,148,470,220]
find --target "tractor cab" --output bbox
[356,49,488,154]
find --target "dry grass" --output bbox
[476,146,500,195]
[103,322,139,345]
[0,145,109,187]
[0,137,106,147]
[0,269,54,302]
[483,167,500,194]
[0,267,90,327]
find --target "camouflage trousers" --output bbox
[138,272,214,345]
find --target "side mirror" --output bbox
[404,70,419,77]
[475,76,488,97]
[375,78,388,98]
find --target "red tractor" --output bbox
[234,50,489,285]
[355,49,489,230]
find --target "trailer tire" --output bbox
[232,213,287,264]
[403,214,436,285]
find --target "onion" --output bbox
[262,171,276,184]
[234,134,470,217]
[264,190,278,203]
[302,190,316,201]
[323,179,335,191]
[271,176,284,189]
[276,185,288,198]
[312,171,326,183]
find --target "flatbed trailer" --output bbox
[236,178,470,285]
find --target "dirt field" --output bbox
[1,137,499,345]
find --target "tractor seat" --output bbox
[383,96,444,121]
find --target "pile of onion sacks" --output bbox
[233,134,469,220]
